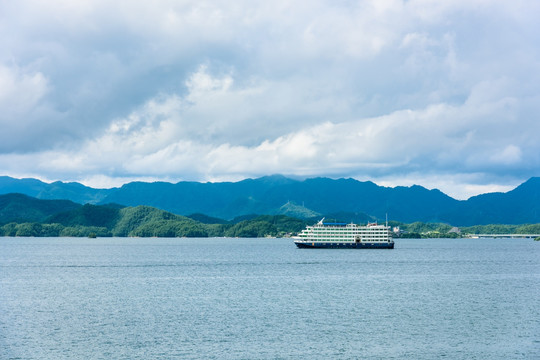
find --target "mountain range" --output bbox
[0,175,539,226]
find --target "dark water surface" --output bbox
[1,237,539,359]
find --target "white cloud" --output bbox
[0,64,48,121]
[490,145,522,166]
[4,76,536,199]
[185,65,233,99]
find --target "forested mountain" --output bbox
[0,194,308,238]
[1,194,539,238]
[0,175,539,225]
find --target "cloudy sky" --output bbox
[1,0,538,199]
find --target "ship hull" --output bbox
[294,241,394,249]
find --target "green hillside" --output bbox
[0,193,81,225]
[0,194,310,238]
[47,203,120,228]
[224,215,307,237]
[112,206,207,237]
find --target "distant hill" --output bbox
[47,204,121,229]
[0,176,112,204]
[0,193,81,225]
[1,175,539,225]
[446,177,540,225]
[187,213,230,224]
[96,175,461,222]
[311,211,377,224]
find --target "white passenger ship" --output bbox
[293,218,394,249]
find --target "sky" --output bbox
[0,0,539,200]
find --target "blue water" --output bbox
[1,237,539,359]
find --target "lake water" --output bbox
[1,237,539,359]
